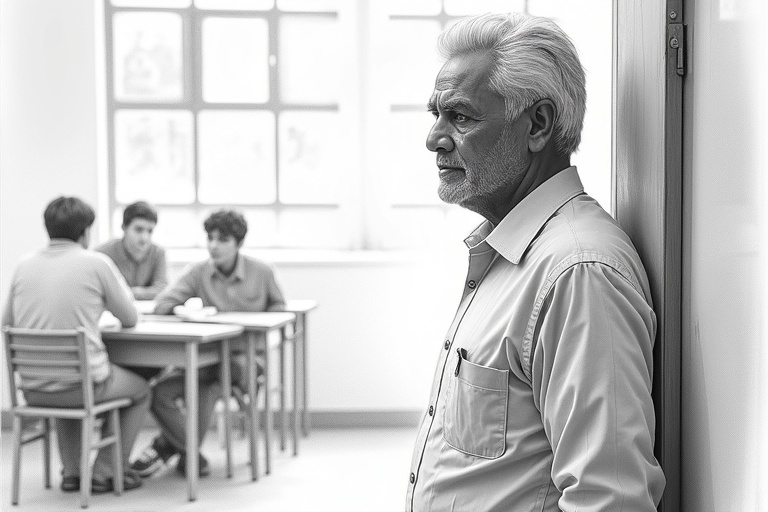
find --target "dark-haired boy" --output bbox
[131,209,285,477]
[2,196,149,493]
[96,201,168,300]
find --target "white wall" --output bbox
[0,0,102,406]
[682,0,768,509]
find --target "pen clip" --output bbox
[454,347,467,376]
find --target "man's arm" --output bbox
[2,277,15,327]
[265,267,286,312]
[132,246,169,300]
[100,257,138,328]
[153,265,198,315]
[531,262,665,512]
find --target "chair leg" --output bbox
[110,409,124,496]
[11,415,23,506]
[80,417,92,509]
[43,418,52,489]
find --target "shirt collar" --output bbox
[468,166,584,264]
[207,254,245,281]
[48,238,83,250]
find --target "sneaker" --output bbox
[130,438,177,478]
[176,452,211,477]
[91,469,143,494]
[60,475,80,492]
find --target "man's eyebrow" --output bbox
[427,95,479,115]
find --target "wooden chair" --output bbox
[3,326,130,508]
[219,322,298,479]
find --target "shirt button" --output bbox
[410,473,415,484]
[467,280,476,289]
[428,405,434,416]
[444,339,450,350]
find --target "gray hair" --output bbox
[437,12,587,156]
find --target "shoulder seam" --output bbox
[520,255,643,381]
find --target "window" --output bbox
[105,0,612,251]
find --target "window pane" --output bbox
[201,17,269,103]
[279,16,341,104]
[150,208,204,248]
[385,20,442,105]
[113,12,183,102]
[384,0,440,15]
[278,111,343,204]
[242,209,279,247]
[385,112,441,205]
[278,209,347,248]
[198,110,277,204]
[277,0,338,12]
[444,0,526,16]
[195,0,274,10]
[114,110,195,204]
[111,0,191,7]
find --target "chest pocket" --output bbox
[442,349,509,459]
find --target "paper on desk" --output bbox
[173,305,218,321]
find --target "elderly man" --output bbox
[406,13,665,511]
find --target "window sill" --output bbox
[166,248,445,267]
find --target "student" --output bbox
[131,209,285,478]
[95,201,168,300]
[2,196,150,493]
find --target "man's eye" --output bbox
[455,113,469,122]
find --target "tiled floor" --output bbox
[1,426,416,511]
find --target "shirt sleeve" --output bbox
[530,262,665,512]
[265,267,286,312]
[2,275,16,327]
[99,256,138,328]
[153,264,198,315]
[132,246,169,300]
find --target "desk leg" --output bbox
[185,344,199,502]
[292,323,300,456]
[220,339,233,478]
[246,332,260,481]
[280,328,286,452]
[300,313,310,437]
[261,331,272,475]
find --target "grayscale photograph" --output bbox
[1,0,767,511]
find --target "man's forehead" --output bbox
[432,51,494,95]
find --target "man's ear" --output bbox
[527,99,557,153]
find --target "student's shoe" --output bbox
[176,453,211,477]
[130,437,177,478]
[91,470,143,494]
[60,475,80,492]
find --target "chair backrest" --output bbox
[3,327,93,408]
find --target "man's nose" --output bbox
[426,120,455,153]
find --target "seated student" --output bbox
[131,209,285,478]
[1,196,150,493]
[95,201,168,300]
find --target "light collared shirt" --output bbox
[2,240,138,391]
[153,253,286,315]
[95,238,168,300]
[407,167,665,511]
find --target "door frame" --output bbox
[613,1,684,510]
